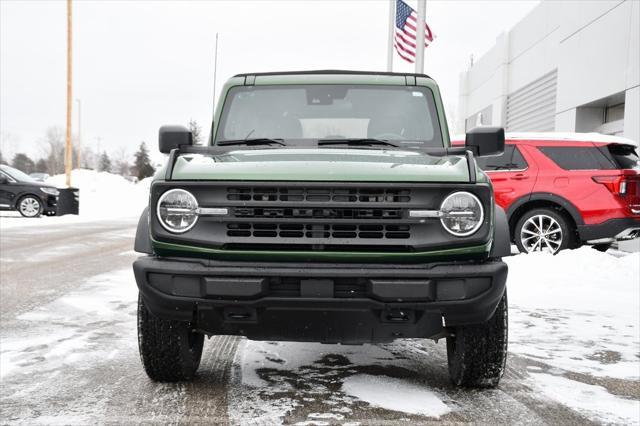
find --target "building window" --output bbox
[604,103,625,123]
[465,105,492,131]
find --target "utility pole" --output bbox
[76,98,81,169]
[414,0,426,74]
[386,0,395,72]
[65,0,73,186]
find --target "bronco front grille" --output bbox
[233,207,402,220]
[152,181,492,254]
[227,187,411,203]
[221,185,416,247]
[226,223,411,239]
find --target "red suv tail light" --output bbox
[592,175,627,195]
[593,174,640,214]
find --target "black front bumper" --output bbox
[134,256,507,344]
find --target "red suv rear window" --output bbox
[606,143,639,169]
[539,145,638,170]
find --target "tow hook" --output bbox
[385,310,410,322]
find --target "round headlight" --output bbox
[157,189,198,233]
[439,191,484,237]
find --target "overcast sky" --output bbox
[0,0,538,162]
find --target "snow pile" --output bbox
[507,248,640,424]
[506,247,639,380]
[0,170,151,229]
[528,373,639,424]
[341,374,450,417]
[46,169,150,220]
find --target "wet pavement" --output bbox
[1,219,638,424]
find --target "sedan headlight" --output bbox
[40,187,60,196]
[439,191,484,237]
[157,189,198,233]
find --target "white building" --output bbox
[457,0,639,143]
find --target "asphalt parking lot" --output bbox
[1,218,638,424]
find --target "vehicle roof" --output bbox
[233,70,433,79]
[451,132,638,147]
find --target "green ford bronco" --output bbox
[133,70,511,388]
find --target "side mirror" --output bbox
[465,126,505,157]
[159,125,193,154]
[0,176,7,184]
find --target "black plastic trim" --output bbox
[133,255,507,343]
[506,192,585,226]
[577,217,640,241]
[490,205,511,257]
[164,149,179,181]
[233,70,433,79]
[134,207,152,254]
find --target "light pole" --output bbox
[64,0,73,186]
[76,98,81,169]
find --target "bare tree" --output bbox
[11,153,36,174]
[188,119,203,145]
[112,147,131,176]
[40,127,65,175]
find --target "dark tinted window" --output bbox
[605,144,639,169]
[511,146,528,169]
[476,145,528,171]
[539,146,617,170]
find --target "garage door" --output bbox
[506,70,558,132]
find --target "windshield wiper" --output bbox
[317,138,399,148]
[217,138,287,146]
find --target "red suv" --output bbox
[453,133,640,253]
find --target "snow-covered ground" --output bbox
[228,248,640,424]
[1,215,638,423]
[0,170,150,230]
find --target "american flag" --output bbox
[394,0,434,64]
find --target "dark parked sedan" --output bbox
[0,165,59,217]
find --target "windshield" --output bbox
[215,84,443,148]
[0,165,37,182]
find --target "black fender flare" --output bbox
[134,207,152,254]
[506,193,584,227]
[490,204,511,258]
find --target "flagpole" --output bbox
[415,0,426,74]
[386,0,395,71]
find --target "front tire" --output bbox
[137,294,204,382]
[17,195,42,218]
[446,291,508,388]
[514,208,575,254]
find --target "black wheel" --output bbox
[137,294,204,382]
[446,291,508,388]
[17,195,43,218]
[592,243,612,252]
[514,208,575,254]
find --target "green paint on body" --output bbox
[170,148,472,182]
[148,71,493,262]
